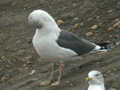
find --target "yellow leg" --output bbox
[40,63,55,86]
[51,62,64,86]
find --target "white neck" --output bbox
[88,84,105,90]
[35,24,61,39]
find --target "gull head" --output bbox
[28,9,57,29]
[86,70,104,85]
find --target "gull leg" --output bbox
[40,63,55,86]
[51,62,64,86]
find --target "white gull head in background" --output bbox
[87,70,105,90]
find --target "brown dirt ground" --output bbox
[0,0,120,90]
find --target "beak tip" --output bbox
[86,77,92,81]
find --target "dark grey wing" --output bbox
[56,31,96,55]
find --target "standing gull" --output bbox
[28,9,107,86]
[86,70,105,90]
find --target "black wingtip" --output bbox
[97,41,118,50]
[97,42,109,49]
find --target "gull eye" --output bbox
[95,73,100,77]
[35,23,42,29]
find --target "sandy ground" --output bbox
[0,0,120,90]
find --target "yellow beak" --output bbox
[86,77,92,81]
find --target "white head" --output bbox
[86,70,104,85]
[28,9,60,33]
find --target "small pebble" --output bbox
[90,25,98,30]
[70,83,73,86]
[73,23,79,28]
[109,88,117,90]
[72,3,77,7]
[57,20,64,25]
[24,56,32,60]
[1,76,8,81]
[16,40,22,44]
[113,21,120,27]
[116,41,120,45]
[73,17,79,21]
[29,70,36,75]
[85,32,93,36]
[80,22,84,26]
[65,81,70,83]
[87,17,93,21]
[107,10,113,13]
[107,27,113,31]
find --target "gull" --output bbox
[28,9,107,86]
[86,70,105,90]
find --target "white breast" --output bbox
[32,30,77,58]
[88,85,105,90]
